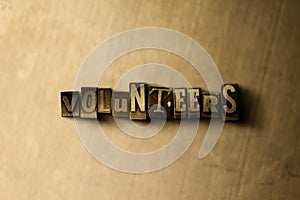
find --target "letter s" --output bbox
[222,85,237,113]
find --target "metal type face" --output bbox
[61,91,80,117]
[112,91,130,118]
[173,88,188,119]
[98,88,112,114]
[148,86,173,119]
[80,87,98,119]
[130,83,148,120]
[221,84,239,121]
[61,84,240,121]
[201,92,221,118]
[187,88,202,119]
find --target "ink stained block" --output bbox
[173,88,187,119]
[221,84,239,121]
[61,91,80,117]
[187,88,202,119]
[112,91,130,118]
[148,86,173,119]
[80,87,98,119]
[201,92,221,118]
[98,88,112,114]
[130,83,148,120]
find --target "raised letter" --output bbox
[173,88,187,119]
[148,86,173,119]
[112,91,129,118]
[221,84,239,121]
[201,92,221,118]
[187,88,201,119]
[130,83,147,120]
[98,88,112,114]
[81,87,98,119]
[61,91,80,117]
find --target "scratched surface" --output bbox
[0,0,299,199]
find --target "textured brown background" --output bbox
[0,0,299,199]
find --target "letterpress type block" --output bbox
[98,88,112,114]
[187,88,202,119]
[201,92,221,118]
[112,91,129,118]
[173,88,187,119]
[61,91,80,117]
[148,86,173,119]
[221,84,239,121]
[80,87,98,119]
[130,83,148,120]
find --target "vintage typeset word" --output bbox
[61,83,239,121]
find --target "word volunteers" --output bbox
[61,83,239,121]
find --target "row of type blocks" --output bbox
[61,83,239,121]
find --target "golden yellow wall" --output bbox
[0,0,299,199]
